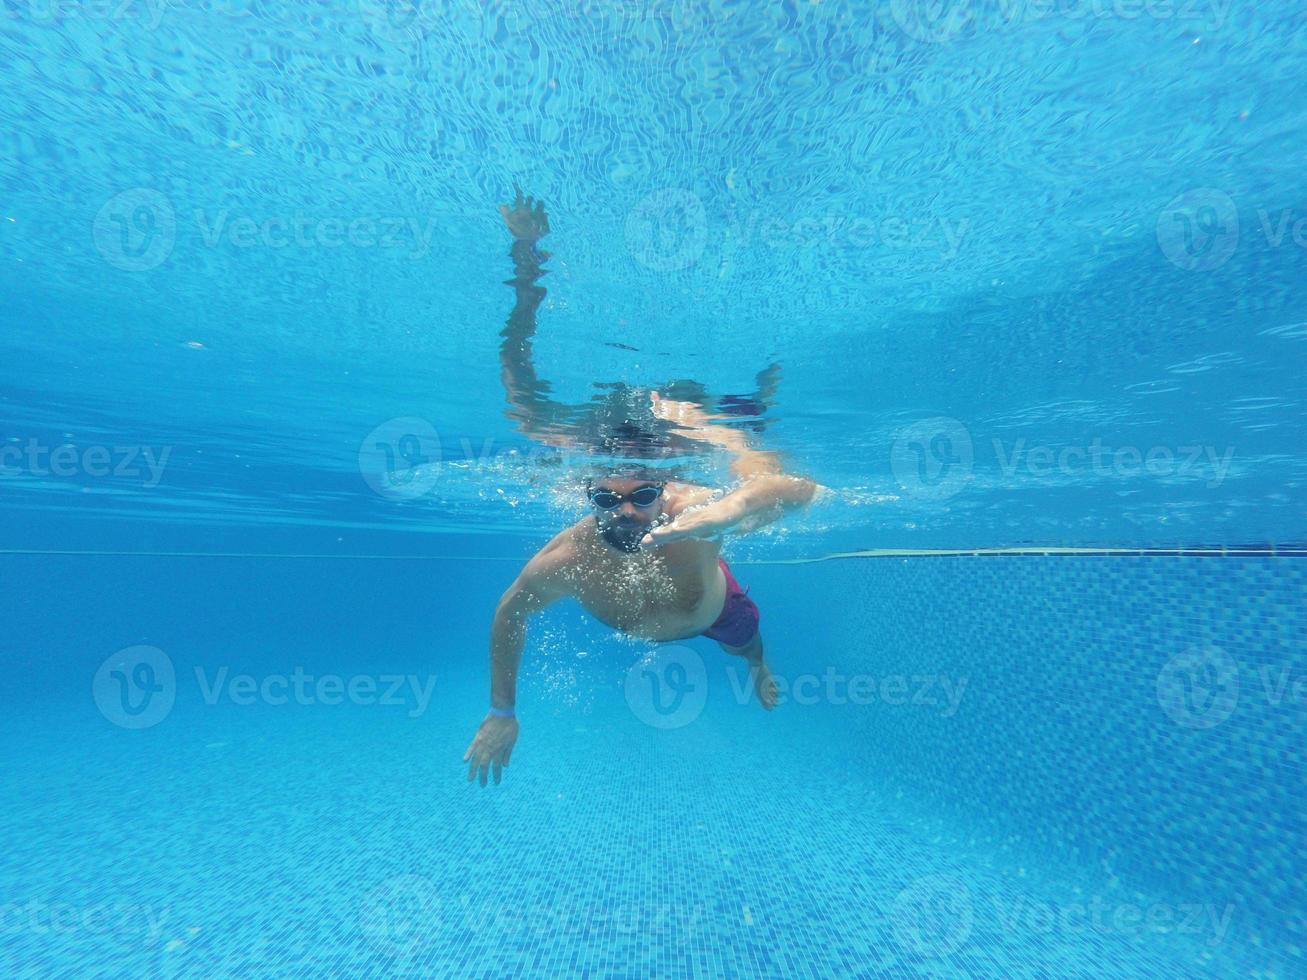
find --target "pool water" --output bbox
[3,1,1305,978]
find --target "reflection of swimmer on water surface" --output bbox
[495,184,781,457]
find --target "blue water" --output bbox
[3,1,1306,977]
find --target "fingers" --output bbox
[466,742,509,786]
[644,525,682,546]
[466,728,518,786]
[466,741,488,783]
[513,183,523,207]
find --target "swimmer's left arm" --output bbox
[643,474,820,546]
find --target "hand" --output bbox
[463,712,519,786]
[499,185,550,242]
[649,390,713,427]
[641,501,738,548]
[650,391,753,456]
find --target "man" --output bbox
[463,188,819,786]
[463,459,818,786]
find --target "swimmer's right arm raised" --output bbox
[463,548,568,787]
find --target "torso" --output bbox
[541,490,727,642]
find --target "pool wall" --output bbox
[738,554,1306,962]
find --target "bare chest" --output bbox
[571,549,720,635]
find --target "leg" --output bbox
[717,631,778,710]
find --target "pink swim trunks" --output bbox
[701,558,760,647]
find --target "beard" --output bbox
[597,512,666,553]
[599,520,649,553]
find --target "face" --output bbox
[590,477,666,552]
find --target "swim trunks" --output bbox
[701,558,760,647]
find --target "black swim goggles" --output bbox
[586,481,665,509]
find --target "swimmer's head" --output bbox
[587,467,675,553]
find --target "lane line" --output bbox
[0,547,1302,561]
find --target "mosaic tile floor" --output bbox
[0,688,1272,978]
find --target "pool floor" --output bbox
[1,690,1263,978]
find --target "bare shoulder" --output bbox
[513,519,589,594]
[663,480,720,517]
